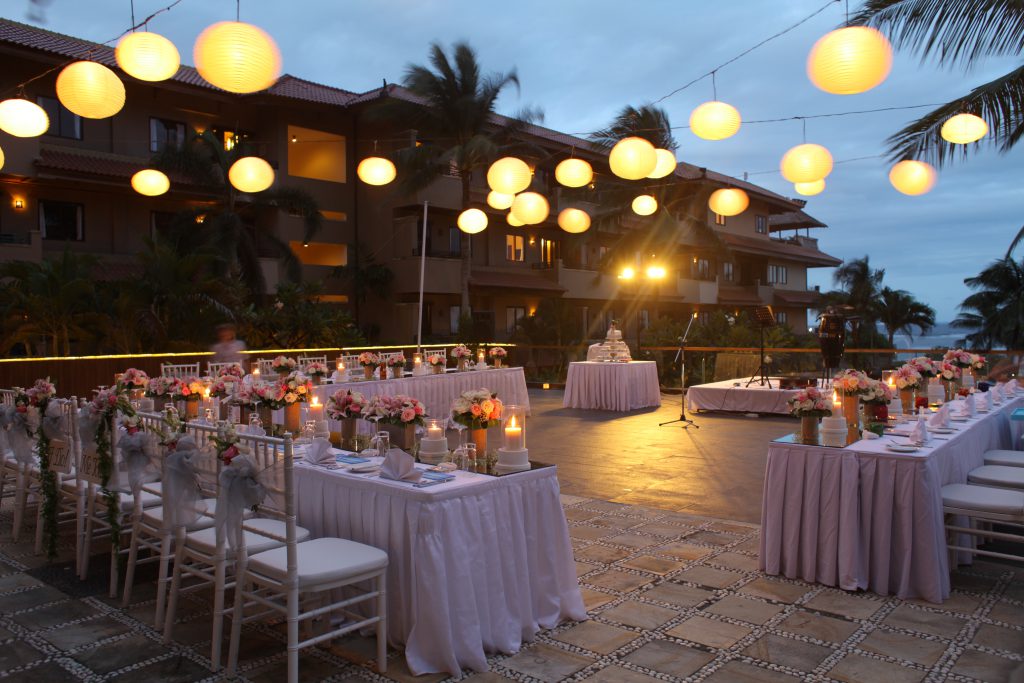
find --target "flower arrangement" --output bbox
[26,377,56,406]
[208,377,238,399]
[938,361,961,381]
[365,394,426,426]
[121,413,144,435]
[217,363,245,379]
[451,389,503,430]
[280,371,313,405]
[236,379,286,409]
[211,421,246,465]
[893,365,923,390]
[178,377,206,402]
[121,368,150,388]
[357,352,380,368]
[969,353,986,370]
[304,361,330,377]
[943,348,974,369]
[451,344,472,359]
[832,369,869,396]
[271,355,297,373]
[427,354,445,367]
[145,375,182,398]
[326,389,367,420]
[861,379,895,405]
[488,347,507,358]
[386,353,406,368]
[786,387,833,417]
[908,356,939,379]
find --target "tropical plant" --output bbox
[819,256,888,346]
[952,256,1024,350]
[876,286,936,346]
[331,244,395,324]
[237,281,365,349]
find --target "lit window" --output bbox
[540,238,559,267]
[39,200,84,241]
[287,124,346,183]
[714,212,726,226]
[214,127,251,151]
[755,215,768,234]
[505,234,524,262]
[506,306,525,334]
[150,117,186,152]
[37,96,81,140]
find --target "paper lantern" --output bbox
[131,169,170,196]
[193,21,281,94]
[0,98,49,137]
[940,113,988,144]
[554,158,593,187]
[780,143,833,183]
[228,156,275,193]
[889,160,936,196]
[0,145,4,172]
[507,212,525,227]
[115,31,180,82]
[487,157,532,194]
[631,195,658,216]
[510,192,549,225]
[808,26,892,95]
[608,137,657,180]
[487,191,514,210]
[457,208,488,234]
[689,101,742,140]
[557,208,591,234]
[647,149,677,179]
[56,61,125,119]
[794,179,825,196]
[356,157,396,185]
[708,188,749,216]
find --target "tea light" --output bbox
[252,362,260,377]
[336,359,344,372]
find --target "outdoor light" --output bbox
[780,143,833,183]
[14,199,25,210]
[0,147,5,172]
[889,160,936,196]
[115,31,180,82]
[193,21,281,94]
[807,26,892,95]
[487,157,532,194]
[646,149,677,178]
[510,192,550,225]
[507,212,525,227]
[554,158,593,187]
[608,137,657,180]
[0,98,49,137]
[708,188,749,216]
[56,61,126,119]
[631,194,658,216]
[557,208,591,234]
[940,113,988,144]
[689,101,742,140]
[228,156,275,193]
[794,179,825,196]
[486,191,514,210]
[646,265,667,279]
[356,157,396,185]
[131,169,170,196]
[457,208,488,234]
[618,267,635,280]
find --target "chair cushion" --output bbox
[942,483,1024,516]
[967,465,1024,490]
[247,537,388,589]
[143,498,217,531]
[118,489,163,510]
[983,450,1024,468]
[185,518,310,557]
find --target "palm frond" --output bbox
[589,104,678,151]
[1006,223,1024,258]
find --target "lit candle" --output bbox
[252,366,260,377]
[427,423,443,440]
[336,359,344,372]
[504,415,523,450]
[478,349,486,365]
[309,395,324,422]
[832,390,842,416]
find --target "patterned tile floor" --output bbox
[1,494,1022,682]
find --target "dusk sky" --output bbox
[20,0,1023,323]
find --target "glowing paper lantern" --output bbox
[0,98,49,137]
[507,212,525,227]
[557,208,591,234]
[228,156,275,193]
[808,26,892,95]
[889,160,936,196]
[780,143,833,183]
[56,61,125,119]
[115,31,180,82]
[689,101,742,140]
[794,179,825,196]
[457,208,488,234]
[631,194,658,216]
[940,113,988,144]
[708,188,749,216]
[510,192,550,225]
[487,157,532,194]
[487,191,514,210]
[131,169,170,196]
[554,158,593,187]
[608,137,657,180]
[193,21,281,94]
[0,145,4,172]
[647,149,677,179]
[356,157,396,185]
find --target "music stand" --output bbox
[746,305,775,388]
[660,312,699,429]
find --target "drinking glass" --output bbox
[464,443,477,471]
[301,420,316,442]
[375,431,390,458]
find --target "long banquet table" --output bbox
[760,390,1024,603]
[685,377,798,414]
[294,455,585,675]
[563,360,661,411]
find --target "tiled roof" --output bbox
[470,269,566,292]
[35,145,197,185]
[719,232,841,267]
[264,75,355,106]
[769,209,827,231]
[774,289,823,306]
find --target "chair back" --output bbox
[162,362,200,379]
[256,359,276,376]
[423,348,447,362]
[298,355,327,370]
[207,361,241,377]
[379,351,404,365]
[45,398,78,475]
[338,355,360,371]
[215,430,291,553]
[0,389,15,406]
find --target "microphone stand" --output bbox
[660,314,699,429]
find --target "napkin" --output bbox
[303,437,334,465]
[379,448,422,483]
[909,419,929,444]
[992,384,1004,403]
[861,430,880,440]
[983,390,993,411]
[965,393,976,417]
[331,370,346,383]
[928,404,950,428]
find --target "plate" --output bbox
[886,443,921,453]
[349,463,380,473]
[929,426,955,434]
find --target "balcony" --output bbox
[556,262,719,304]
[391,256,462,295]
[0,230,41,264]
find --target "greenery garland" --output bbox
[37,425,58,561]
[90,386,136,559]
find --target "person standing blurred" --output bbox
[211,323,246,365]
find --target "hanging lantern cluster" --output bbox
[780,143,833,183]
[558,208,591,234]
[457,208,488,234]
[708,188,749,216]
[511,192,549,225]
[889,160,936,195]
[56,61,126,119]
[0,98,49,137]
[940,113,988,144]
[487,157,532,194]
[131,169,170,196]
[807,26,892,95]
[115,31,181,82]
[608,137,657,179]
[228,156,275,193]
[631,194,658,216]
[794,179,825,196]
[487,191,514,210]
[690,101,742,140]
[193,21,281,94]
[356,157,396,186]
[554,158,593,187]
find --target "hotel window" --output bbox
[755,215,768,234]
[448,227,461,256]
[39,200,84,241]
[776,311,788,324]
[37,96,81,139]
[287,124,346,183]
[722,262,734,282]
[213,127,252,151]
[714,212,726,226]
[150,117,186,152]
[505,234,524,262]
[695,258,711,279]
[506,306,526,334]
[540,238,559,267]
[449,306,461,334]
[767,264,788,284]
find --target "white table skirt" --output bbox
[563,361,661,411]
[294,463,585,676]
[760,394,1024,603]
[686,377,798,414]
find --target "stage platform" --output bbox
[685,377,800,415]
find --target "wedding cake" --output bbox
[590,323,632,362]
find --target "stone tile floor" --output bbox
[1,493,1022,682]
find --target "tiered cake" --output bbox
[590,325,632,363]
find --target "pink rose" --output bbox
[414,405,424,415]
[470,404,482,417]
[401,408,416,423]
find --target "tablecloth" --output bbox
[294,460,585,675]
[760,394,1024,603]
[685,377,798,414]
[563,361,661,411]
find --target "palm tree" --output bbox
[818,256,887,346]
[952,256,1024,350]
[589,104,678,152]
[876,286,936,346]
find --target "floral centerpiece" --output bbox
[144,376,182,408]
[832,369,868,439]
[787,386,832,443]
[365,394,426,449]
[894,365,923,414]
[358,352,380,379]
[488,346,507,368]
[908,356,939,380]
[451,344,472,370]
[121,368,149,398]
[427,354,446,374]
[326,389,367,420]
[304,361,330,384]
[938,361,961,401]
[280,371,313,433]
[969,353,986,371]
[208,376,238,399]
[217,363,245,380]
[943,349,974,369]
[271,355,297,376]
[451,389,503,454]
[860,378,894,426]
[177,377,206,419]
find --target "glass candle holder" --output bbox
[424,417,445,441]
[477,349,486,365]
[251,361,261,377]
[502,404,525,451]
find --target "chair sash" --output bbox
[8,409,37,466]
[163,435,210,530]
[118,428,159,494]
[215,453,283,549]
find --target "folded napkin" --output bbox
[303,437,334,465]
[861,430,880,440]
[909,419,929,444]
[379,448,422,483]
[965,393,977,417]
[983,390,993,411]
[928,404,951,428]
[992,384,1004,403]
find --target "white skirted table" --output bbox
[685,377,798,414]
[293,461,585,676]
[563,361,661,411]
[760,392,1024,603]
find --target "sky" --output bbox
[16,0,1023,322]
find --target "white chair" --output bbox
[942,483,1024,564]
[983,450,1024,468]
[162,362,200,379]
[422,348,446,362]
[967,465,1024,490]
[256,359,276,376]
[298,355,327,369]
[338,354,360,374]
[226,435,389,681]
[207,361,241,377]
